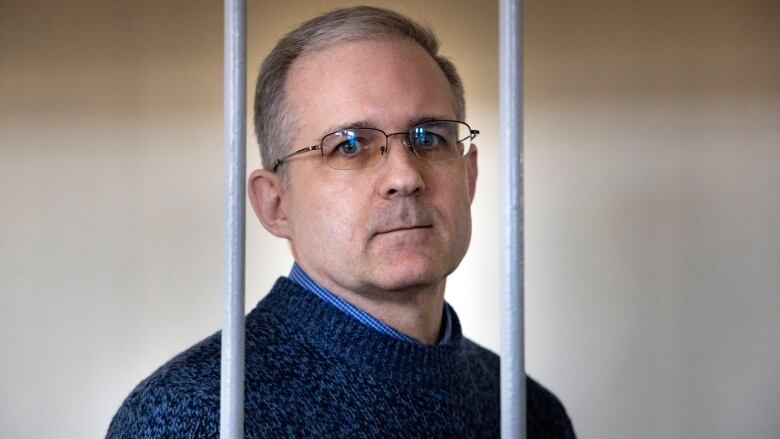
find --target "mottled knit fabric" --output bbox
[288,262,453,344]
[107,277,575,438]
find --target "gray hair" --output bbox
[253,5,465,178]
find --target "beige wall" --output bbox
[525,2,780,437]
[1,1,778,438]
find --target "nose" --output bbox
[377,133,426,198]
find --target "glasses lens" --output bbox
[410,121,471,161]
[322,128,384,170]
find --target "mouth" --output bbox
[375,224,433,235]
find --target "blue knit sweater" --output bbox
[107,277,575,438]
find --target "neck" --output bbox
[298,263,446,345]
[343,283,446,345]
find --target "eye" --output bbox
[412,129,445,150]
[333,135,366,156]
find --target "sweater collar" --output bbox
[288,262,454,345]
[252,277,466,387]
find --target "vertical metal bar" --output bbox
[221,0,246,438]
[500,0,525,438]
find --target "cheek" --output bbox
[433,169,473,231]
[449,197,473,246]
[440,182,475,260]
[294,184,365,250]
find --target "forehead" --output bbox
[284,39,457,141]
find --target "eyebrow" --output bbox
[406,114,453,128]
[320,114,453,138]
[321,120,373,137]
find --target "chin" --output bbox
[363,239,466,292]
[371,258,448,292]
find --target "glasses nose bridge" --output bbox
[381,130,413,155]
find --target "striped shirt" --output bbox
[289,263,452,345]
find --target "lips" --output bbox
[376,224,433,235]
[370,202,435,237]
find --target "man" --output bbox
[108,6,575,438]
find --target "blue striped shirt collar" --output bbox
[289,263,453,345]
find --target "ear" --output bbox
[247,169,291,239]
[465,144,478,203]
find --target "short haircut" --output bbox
[253,5,466,178]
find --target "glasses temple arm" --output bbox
[273,145,321,172]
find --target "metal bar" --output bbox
[221,0,246,438]
[500,0,525,438]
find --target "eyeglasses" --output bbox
[273,119,479,171]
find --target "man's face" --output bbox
[279,38,477,297]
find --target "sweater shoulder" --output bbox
[106,298,285,438]
[526,376,577,438]
[458,338,576,438]
[460,337,501,374]
[106,333,221,438]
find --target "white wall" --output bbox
[1,1,778,438]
